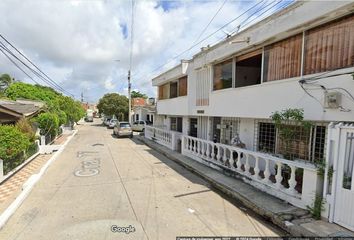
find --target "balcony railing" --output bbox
[143,126,320,209]
[182,135,320,209]
[145,125,174,149]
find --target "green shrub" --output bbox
[307,194,325,220]
[57,110,67,126]
[35,112,59,138]
[0,125,31,173]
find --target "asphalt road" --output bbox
[0,119,284,240]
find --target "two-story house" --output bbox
[145,1,354,231]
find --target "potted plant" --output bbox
[270,108,312,190]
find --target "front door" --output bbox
[334,128,354,231]
[189,118,198,137]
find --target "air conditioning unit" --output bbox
[324,91,341,109]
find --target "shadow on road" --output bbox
[129,137,287,235]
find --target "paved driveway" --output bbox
[0,119,284,239]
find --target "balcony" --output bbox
[157,96,188,116]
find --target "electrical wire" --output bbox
[0,35,75,97]
[238,0,293,31]
[0,44,67,93]
[229,0,274,35]
[0,47,41,85]
[0,35,66,92]
[192,0,228,45]
[132,0,269,82]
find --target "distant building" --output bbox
[132,98,146,107]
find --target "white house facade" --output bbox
[146,1,354,231]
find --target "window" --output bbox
[196,67,211,106]
[257,122,276,153]
[135,114,139,121]
[178,76,187,96]
[304,14,354,75]
[343,132,354,190]
[213,59,232,90]
[255,121,327,162]
[263,34,302,82]
[158,84,169,100]
[212,117,221,142]
[235,50,262,87]
[170,82,178,98]
[170,117,182,133]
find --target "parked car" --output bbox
[113,122,133,138]
[103,117,112,126]
[107,119,118,129]
[132,120,151,132]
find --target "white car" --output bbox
[108,119,118,129]
[132,120,149,132]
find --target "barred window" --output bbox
[255,121,327,162]
[170,117,182,133]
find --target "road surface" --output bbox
[0,119,284,239]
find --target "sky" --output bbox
[0,0,293,103]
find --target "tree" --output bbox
[97,93,128,120]
[131,90,148,99]
[5,82,85,125]
[0,73,13,92]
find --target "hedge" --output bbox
[0,125,31,174]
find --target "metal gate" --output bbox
[332,125,354,231]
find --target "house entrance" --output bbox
[333,126,354,231]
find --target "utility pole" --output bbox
[128,70,131,124]
[81,92,84,103]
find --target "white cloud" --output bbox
[0,0,269,102]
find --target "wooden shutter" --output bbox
[304,13,354,75]
[263,34,302,82]
[178,76,188,96]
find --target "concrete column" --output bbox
[40,136,46,146]
[302,168,322,207]
[171,132,176,151]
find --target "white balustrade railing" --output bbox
[145,125,175,150]
[182,135,319,208]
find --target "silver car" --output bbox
[113,122,133,138]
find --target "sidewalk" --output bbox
[0,154,52,212]
[0,131,75,214]
[136,134,354,237]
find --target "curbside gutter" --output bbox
[136,135,317,237]
[0,130,78,229]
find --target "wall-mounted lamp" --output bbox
[229,37,250,44]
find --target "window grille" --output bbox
[254,119,328,162]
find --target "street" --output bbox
[0,119,284,240]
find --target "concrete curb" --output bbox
[136,136,317,237]
[0,130,78,229]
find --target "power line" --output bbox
[0,34,75,97]
[133,0,269,83]
[192,0,228,45]
[0,47,41,85]
[237,0,292,32]
[229,0,276,35]
[0,42,74,97]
